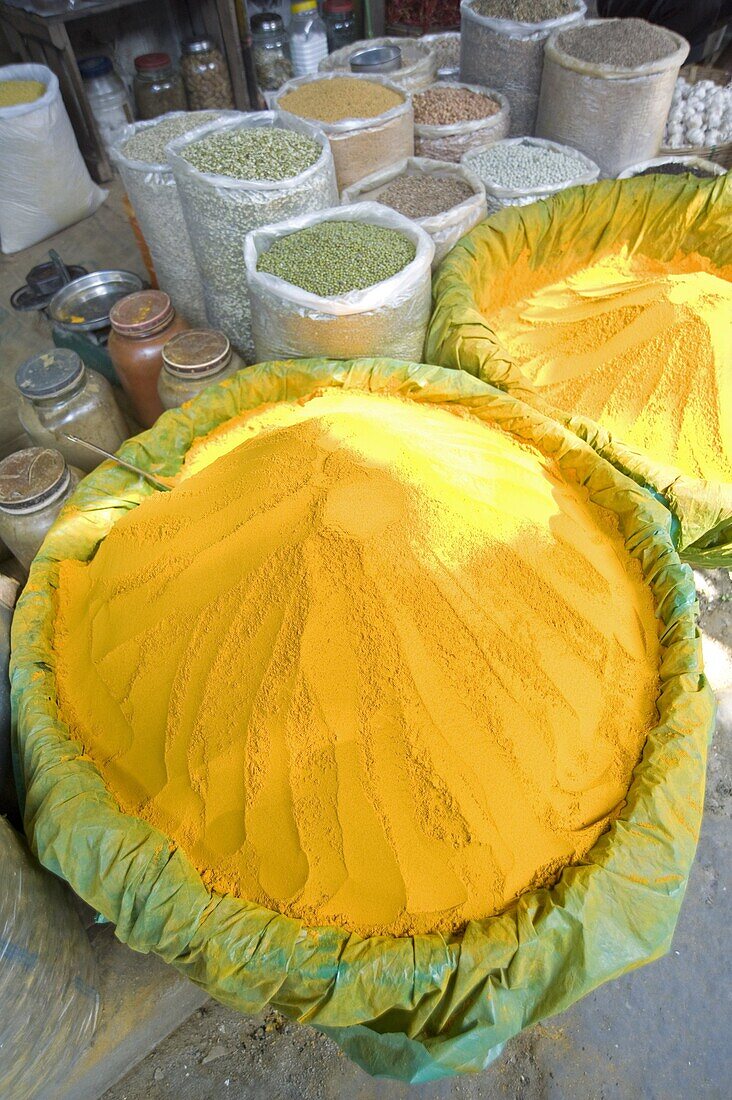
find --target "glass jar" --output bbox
[324,0,357,53]
[251,13,293,93]
[0,448,81,570]
[15,349,129,473]
[78,56,133,151]
[288,0,328,77]
[108,291,190,428]
[158,330,243,409]
[181,38,234,110]
[133,53,187,120]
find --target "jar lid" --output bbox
[251,12,285,32]
[183,38,216,54]
[162,329,232,377]
[0,447,69,513]
[16,349,84,400]
[291,0,317,12]
[78,56,113,79]
[134,52,172,71]
[324,0,353,12]
[110,291,174,337]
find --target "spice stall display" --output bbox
[319,36,437,92]
[462,136,599,211]
[413,83,509,161]
[426,172,732,566]
[12,357,713,1080]
[244,204,434,360]
[536,19,689,177]
[460,0,586,137]
[168,113,337,361]
[180,39,235,110]
[112,111,225,328]
[275,73,413,190]
[341,156,487,266]
[158,330,244,409]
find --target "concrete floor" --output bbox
[1,189,730,1100]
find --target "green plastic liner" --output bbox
[11,358,715,1082]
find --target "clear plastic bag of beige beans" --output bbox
[342,157,487,268]
[414,84,510,163]
[274,73,414,191]
[110,111,233,328]
[168,112,338,361]
[536,20,690,177]
[244,203,435,362]
[318,36,437,93]
[459,0,586,137]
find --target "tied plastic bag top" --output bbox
[459,0,586,137]
[167,111,338,362]
[0,64,106,254]
[110,111,237,328]
[243,203,435,362]
[319,36,437,93]
[11,357,714,1082]
[413,84,511,163]
[341,157,487,268]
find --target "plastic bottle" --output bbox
[288,0,328,77]
[78,56,133,151]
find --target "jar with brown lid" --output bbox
[133,53,187,120]
[108,291,189,428]
[15,349,129,473]
[181,38,234,110]
[158,329,243,409]
[0,448,81,569]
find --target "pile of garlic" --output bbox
[664,76,732,149]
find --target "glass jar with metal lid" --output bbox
[0,448,81,569]
[324,0,357,53]
[181,38,234,110]
[15,349,129,474]
[108,290,190,429]
[133,53,187,120]
[251,13,293,93]
[158,329,243,409]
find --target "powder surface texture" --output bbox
[491,252,732,482]
[54,390,660,937]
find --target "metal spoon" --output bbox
[62,433,172,492]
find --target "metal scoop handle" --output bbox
[63,434,172,492]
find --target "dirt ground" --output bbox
[103,569,732,1100]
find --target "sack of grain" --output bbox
[0,64,106,253]
[414,83,510,163]
[462,135,599,212]
[342,157,487,268]
[274,73,414,191]
[111,111,234,328]
[319,36,436,93]
[421,31,461,81]
[168,112,337,361]
[244,203,434,361]
[616,154,725,179]
[536,19,689,177]
[459,0,586,137]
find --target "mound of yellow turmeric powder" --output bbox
[54,390,660,937]
[492,252,732,483]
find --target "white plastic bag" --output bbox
[0,64,106,254]
[319,36,437,93]
[110,111,233,328]
[414,84,510,162]
[617,154,725,179]
[341,157,487,268]
[536,20,689,177]
[168,111,338,361]
[274,73,414,191]
[244,202,435,362]
[462,136,599,212]
[459,0,586,137]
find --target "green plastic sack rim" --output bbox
[425,172,732,569]
[11,358,715,1083]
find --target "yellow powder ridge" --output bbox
[54,390,660,937]
[491,251,732,483]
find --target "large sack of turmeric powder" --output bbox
[426,172,732,568]
[11,358,714,1083]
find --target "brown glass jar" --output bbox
[108,291,189,427]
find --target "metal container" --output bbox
[349,44,402,74]
[48,270,145,334]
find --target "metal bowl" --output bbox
[350,45,402,75]
[48,270,145,333]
